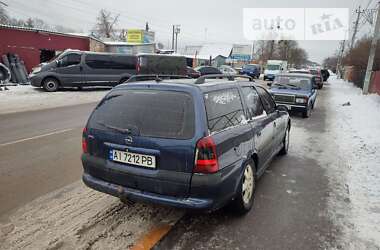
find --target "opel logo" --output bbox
[125,136,133,144]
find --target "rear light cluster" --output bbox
[194,136,219,174]
[82,127,88,153]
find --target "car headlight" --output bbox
[295,97,307,104]
[32,67,41,74]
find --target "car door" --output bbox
[83,54,117,86]
[255,86,278,167]
[55,53,83,86]
[240,86,271,169]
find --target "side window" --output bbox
[204,88,245,133]
[61,54,81,67]
[256,86,276,113]
[85,55,109,69]
[241,87,264,118]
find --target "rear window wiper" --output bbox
[96,121,139,135]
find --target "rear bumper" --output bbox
[82,173,213,209]
[264,74,275,80]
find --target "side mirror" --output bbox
[56,60,61,67]
[267,82,272,87]
[277,105,288,112]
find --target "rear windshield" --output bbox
[89,89,195,139]
[204,88,245,134]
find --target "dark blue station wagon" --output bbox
[81,75,291,214]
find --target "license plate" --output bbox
[110,149,156,169]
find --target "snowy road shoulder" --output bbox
[317,77,380,249]
[0,85,109,114]
[0,181,184,250]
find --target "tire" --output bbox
[302,106,311,118]
[43,78,59,92]
[230,160,256,215]
[279,126,290,155]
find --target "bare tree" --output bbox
[0,5,9,24]
[322,56,338,71]
[95,9,120,39]
[288,47,308,68]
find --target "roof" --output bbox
[118,77,254,94]
[278,73,314,78]
[0,24,103,42]
[103,41,155,46]
[182,44,232,60]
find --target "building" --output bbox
[183,43,253,67]
[103,41,155,55]
[0,24,104,72]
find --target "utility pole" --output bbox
[350,6,363,51]
[174,25,181,53]
[171,25,175,50]
[363,1,380,94]
[336,40,346,78]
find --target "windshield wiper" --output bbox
[273,83,288,88]
[285,83,299,88]
[97,121,139,134]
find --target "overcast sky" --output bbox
[5,0,376,63]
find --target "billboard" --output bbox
[126,30,155,44]
[231,44,252,61]
[127,29,143,43]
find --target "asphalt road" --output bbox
[0,103,97,222]
[156,84,339,249]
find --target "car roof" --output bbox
[116,78,256,93]
[277,73,314,78]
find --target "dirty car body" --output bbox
[269,73,318,118]
[81,77,291,212]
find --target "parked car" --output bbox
[320,69,330,82]
[30,50,137,92]
[268,73,318,118]
[81,75,291,214]
[309,68,324,89]
[194,66,222,76]
[240,64,261,79]
[289,69,323,89]
[186,66,201,78]
[218,65,238,76]
[136,54,187,75]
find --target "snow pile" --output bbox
[0,85,110,114]
[325,76,380,248]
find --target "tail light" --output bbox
[136,58,141,73]
[194,136,219,174]
[82,127,88,154]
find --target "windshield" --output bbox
[243,65,257,70]
[273,76,311,90]
[267,64,280,70]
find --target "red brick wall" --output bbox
[370,71,380,95]
[0,28,90,72]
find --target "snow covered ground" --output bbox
[0,85,110,114]
[318,76,380,249]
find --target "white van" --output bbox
[264,60,288,81]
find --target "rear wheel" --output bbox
[230,161,256,215]
[43,78,59,92]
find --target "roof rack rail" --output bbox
[125,74,191,83]
[194,74,253,84]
